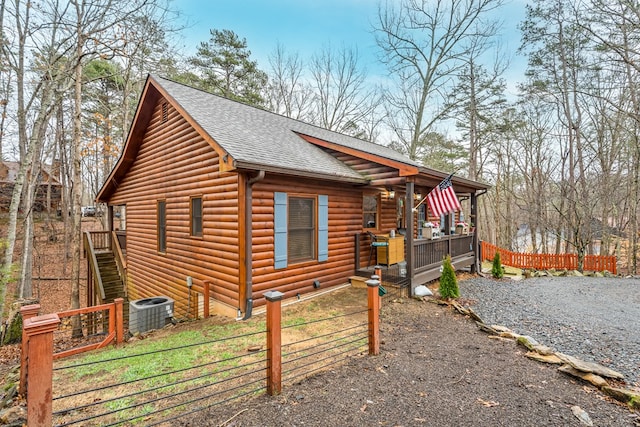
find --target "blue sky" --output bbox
[177,0,384,71]
[176,0,528,93]
[174,0,526,79]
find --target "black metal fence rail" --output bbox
[52,329,267,426]
[44,293,377,427]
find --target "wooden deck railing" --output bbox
[111,230,128,297]
[53,299,125,359]
[413,234,474,272]
[83,231,106,300]
[481,241,617,274]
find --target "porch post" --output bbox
[405,181,415,295]
[108,205,114,233]
[470,192,479,273]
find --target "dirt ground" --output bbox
[1,217,639,426]
[5,282,638,426]
[0,216,104,365]
[178,286,639,427]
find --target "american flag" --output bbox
[427,174,461,217]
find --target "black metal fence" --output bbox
[42,289,373,426]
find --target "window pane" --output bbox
[288,197,315,262]
[363,195,377,228]
[191,197,202,236]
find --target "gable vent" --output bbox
[161,102,168,123]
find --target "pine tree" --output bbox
[439,255,459,299]
[492,251,504,279]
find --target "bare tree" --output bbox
[374,0,504,160]
[266,43,312,120]
[0,0,67,312]
[308,45,382,139]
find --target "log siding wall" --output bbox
[251,177,398,307]
[108,99,241,315]
[108,100,405,316]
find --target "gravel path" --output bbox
[459,276,640,387]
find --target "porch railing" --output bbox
[413,234,474,273]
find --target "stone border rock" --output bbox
[431,298,640,412]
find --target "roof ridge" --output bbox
[151,74,402,158]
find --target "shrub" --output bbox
[439,255,459,299]
[492,251,504,279]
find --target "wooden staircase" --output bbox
[96,252,127,304]
[84,231,129,323]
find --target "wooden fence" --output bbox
[481,241,617,274]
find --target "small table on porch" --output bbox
[376,235,405,266]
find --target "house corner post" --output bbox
[470,192,478,273]
[19,304,41,397]
[366,278,380,356]
[114,298,124,344]
[24,313,60,427]
[405,181,415,296]
[265,290,284,395]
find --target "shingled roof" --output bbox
[153,75,419,181]
[98,75,487,201]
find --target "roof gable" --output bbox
[98,74,488,202]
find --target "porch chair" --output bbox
[367,231,389,267]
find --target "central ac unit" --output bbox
[129,296,174,334]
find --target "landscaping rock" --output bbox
[525,351,563,365]
[499,331,521,340]
[558,365,609,388]
[490,325,513,334]
[475,322,499,335]
[531,344,555,356]
[466,307,483,323]
[556,353,624,380]
[571,405,594,426]
[516,335,540,350]
[601,387,640,410]
[414,285,432,297]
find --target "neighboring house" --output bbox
[0,161,63,212]
[95,75,488,319]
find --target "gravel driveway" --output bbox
[459,276,640,387]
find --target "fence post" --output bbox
[366,278,380,356]
[203,280,211,319]
[265,290,284,396]
[24,313,60,427]
[114,298,124,344]
[19,304,41,397]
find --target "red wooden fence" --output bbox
[481,241,617,275]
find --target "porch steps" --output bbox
[349,276,370,288]
[95,252,128,321]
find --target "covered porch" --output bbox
[355,175,485,293]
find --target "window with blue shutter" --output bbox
[318,195,328,262]
[273,192,329,269]
[274,192,288,269]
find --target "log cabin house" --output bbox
[91,75,488,319]
[0,161,62,213]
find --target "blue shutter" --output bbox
[274,192,288,269]
[318,195,328,262]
